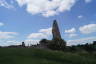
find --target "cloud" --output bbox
[27,33,47,39]
[16,0,76,17]
[42,10,57,17]
[6,40,21,45]
[78,15,83,19]
[27,27,52,39]
[65,33,78,38]
[65,28,77,38]
[68,33,78,38]
[85,0,92,3]
[0,22,4,26]
[67,37,96,46]
[0,0,14,9]
[0,40,21,46]
[39,27,52,35]
[65,28,76,33]
[0,31,18,39]
[79,24,96,34]
[0,31,19,46]
[27,27,52,45]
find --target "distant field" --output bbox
[0,48,96,64]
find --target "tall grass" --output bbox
[0,48,96,64]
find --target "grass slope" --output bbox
[0,48,96,64]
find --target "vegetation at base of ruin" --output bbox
[39,39,96,52]
[0,48,96,64]
[40,38,66,50]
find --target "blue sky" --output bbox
[0,0,96,46]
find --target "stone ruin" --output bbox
[52,20,61,40]
[39,20,66,50]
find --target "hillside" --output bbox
[0,48,96,64]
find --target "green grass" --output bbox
[0,48,96,64]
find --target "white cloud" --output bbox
[79,24,96,34]
[16,0,76,17]
[67,37,96,46]
[6,40,21,45]
[0,31,18,39]
[65,28,77,38]
[39,27,52,35]
[16,0,27,6]
[0,31,19,46]
[68,33,78,38]
[85,0,92,3]
[27,27,52,45]
[0,0,14,9]
[78,15,83,19]
[0,22,4,26]
[27,33,47,39]
[0,40,35,46]
[57,0,76,12]
[0,40,21,46]
[42,10,57,17]
[28,27,52,39]
[65,28,76,33]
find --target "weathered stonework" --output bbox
[52,20,61,39]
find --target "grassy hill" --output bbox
[0,48,96,64]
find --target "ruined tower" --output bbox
[39,20,66,50]
[52,20,61,39]
[52,20,66,49]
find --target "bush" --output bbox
[48,38,66,51]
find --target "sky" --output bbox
[0,0,96,46]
